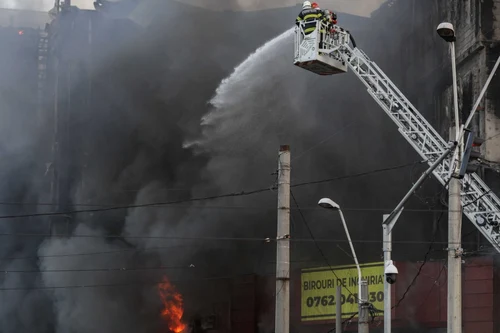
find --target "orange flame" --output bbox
[158,277,186,333]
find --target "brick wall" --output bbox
[463,257,494,333]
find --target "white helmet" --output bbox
[303,1,311,9]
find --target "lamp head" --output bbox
[437,22,456,42]
[318,198,340,211]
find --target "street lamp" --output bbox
[437,22,459,142]
[437,21,463,333]
[318,198,362,293]
[437,22,456,42]
[318,198,368,333]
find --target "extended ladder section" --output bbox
[294,21,500,253]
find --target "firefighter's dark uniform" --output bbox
[296,7,327,49]
[295,7,325,35]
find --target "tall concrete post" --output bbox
[448,177,463,333]
[382,221,391,333]
[448,40,463,333]
[358,280,369,333]
[275,145,290,333]
[336,285,342,333]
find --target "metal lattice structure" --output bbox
[294,22,500,253]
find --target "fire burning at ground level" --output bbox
[158,277,187,333]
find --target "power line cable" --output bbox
[290,190,357,299]
[290,161,420,188]
[325,312,358,333]
[0,188,274,220]
[415,262,446,311]
[1,244,193,261]
[0,232,482,246]
[292,120,357,162]
[0,205,476,213]
[0,272,273,291]
[392,211,445,309]
[0,265,194,274]
[0,161,419,220]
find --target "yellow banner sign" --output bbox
[301,262,384,321]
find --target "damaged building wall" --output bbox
[481,0,500,169]
[371,0,500,250]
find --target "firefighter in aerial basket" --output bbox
[296,1,326,49]
[296,1,325,35]
[324,9,338,33]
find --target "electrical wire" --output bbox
[415,263,446,311]
[325,312,358,333]
[290,161,419,188]
[290,190,357,300]
[0,187,274,220]
[0,232,481,245]
[409,160,446,208]
[1,244,194,261]
[0,161,419,220]
[291,120,357,162]
[0,237,474,269]
[392,211,445,309]
[0,272,274,291]
[0,205,473,213]
[0,265,193,274]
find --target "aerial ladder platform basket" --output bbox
[294,20,349,76]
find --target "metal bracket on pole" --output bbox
[383,210,403,236]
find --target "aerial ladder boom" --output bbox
[294,21,500,253]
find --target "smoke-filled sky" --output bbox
[0,0,460,332]
[0,0,90,10]
[174,0,387,16]
[0,0,387,17]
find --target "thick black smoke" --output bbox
[0,1,450,332]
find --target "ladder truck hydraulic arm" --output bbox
[294,21,500,253]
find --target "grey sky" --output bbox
[0,0,387,17]
[172,0,387,17]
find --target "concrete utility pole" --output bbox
[336,285,342,333]
[275,145,290,333]
[358,280,369,333]
[436,22,462,333]
[448,176,462,333]
[447,27,462,333]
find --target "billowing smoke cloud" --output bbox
[0,12,57,330]
[0,1,444,332]
[0,0,103,11]
[0,0,54,10]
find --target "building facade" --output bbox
[369,0,500,251]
